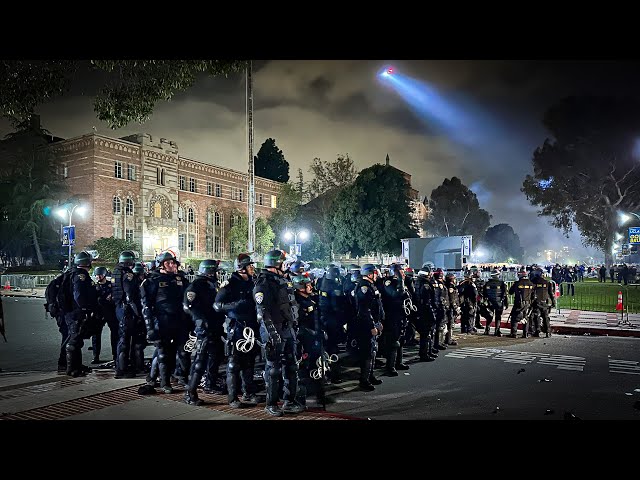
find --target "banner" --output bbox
[62,225,75,246]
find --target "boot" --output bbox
[91,356,101,365]
[183,390,203,406]
[265,405,284,417]
[282,400,306,414]
[386,348,398,376]
[484,325,491,335]
[395,346,409,370]
[359,380,375,391]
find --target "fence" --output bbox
[1,274,59,291]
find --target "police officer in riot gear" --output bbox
[482,269,508,336]
[317,265,346,383]
[353,263,384,390]
[530,268,555,337]
[293,275,328,407]
[444,272,459,346]
[61,251,98,377]
[91,266,118,364]
[343,267,360,346]
[471,267,488,329]
[432,268,449,351]
[508,269,534,338]
[415,267,437,361]
[254,249,304,416]
[112,251,144,378]
[214,254,259,408]
[380,263,411,375]
[183,259,224,406]
[458,272,479,334]
[141,251,190,393]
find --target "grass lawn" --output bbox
[555,278,640,313]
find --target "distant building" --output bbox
[48,130,281,260]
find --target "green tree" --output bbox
[0,123,67,265]
[0,60,246,129]
[425,177,491,242]
[228,213,275,255]
[332,164,419,256]
[522,96,640,266]
[255,138,290,183]
[302,232,331,261]
[86,237,142,263]
[267,183,303,245]
[481,223,524,262]
[307,154,358,199]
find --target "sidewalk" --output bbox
[0,287,45,298]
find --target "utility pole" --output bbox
[247,61,256,254]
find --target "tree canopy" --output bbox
[425,176,491,242]
[255,138,290,183]
[332,164,419,256]
[522,95,640,266]
[0,60,247,129]
[482,223,524,262]
[86,237,142,263]
[307,154,358,199]
[228,213,275,255]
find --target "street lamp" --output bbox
[283,229,309,257]
[619,211,640,224]
[55,204,87,269]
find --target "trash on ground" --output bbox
[544,409,554,415]
[634,389,640,393]
[625,393,633,396]
[403,372,410,375]
[517,368,525,374]
[492,406,500,414]
[564,412,581,420]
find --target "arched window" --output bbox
[126,198,134,216]
[188,208,194,223]
[178,206,184,222]
[113,196,121,214]
[153,202,162,218]
[207,210,213,226]
[215,212,220,226]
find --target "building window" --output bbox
[157,167,166,186]
[114,161,123,179]
[206,210,213,226]
[125,228,134,242]
[206,235,213,252]
[207,182,212,196]
[179,176,186,190]
[215,184,221,197]
[230,214,241,228]
[239,189,244,202]
[113,196,121,214]
[114,226,122,239]
[188,208,194,223]
[271,195,277,208]
[63,164,68,178]
[127,164,136,181]
[258,193,263,206]
[214,236,221,253]
[215,212,220,226]
[178,206,184,222]
[178,233,186,251]
[188,235,194,252]
[125,198,134,216]
[153,202,162,218]
[189,178,196,193]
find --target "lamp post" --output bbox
[56,204,87,269]
[283,229,309,257]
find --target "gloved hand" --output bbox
[147,328,159,342]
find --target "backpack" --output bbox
[44,274,65,318]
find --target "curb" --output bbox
[476,319,640,338]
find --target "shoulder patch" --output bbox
[77,273,86,281]
[126,273,134,280]
[361,285,369,294]
[186,291,196,302]
[384,280,391,286]
[255,292,264,304]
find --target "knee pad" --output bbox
[268,363,282,380]
[157,351,167,364]
[65,343,76,354]
[228,356,239,373]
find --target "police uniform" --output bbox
[294,289,326,406]
[531,275,555,337]
[353,278,384,388]
[508,276,534,338]
[113,264,145,377]
[93,278,118,362]
[380,275,410,375]
[64,267,98,376]
[482,278,508,336]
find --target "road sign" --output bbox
[461,236,472,257]
[629,227,640,245]
[62,225,75,246]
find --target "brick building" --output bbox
[50,131,281,260]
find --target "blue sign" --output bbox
[629,227,640,245]
[62,225,75,246]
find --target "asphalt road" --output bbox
[2,298,640,420]
[324,333,640,420]
[0,297,154,371]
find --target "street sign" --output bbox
[629,227,640,245]
[62,225,75,246]
[461,236,472,257]
[289,244,301,256]
[401,239,409,259]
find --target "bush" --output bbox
[86,237,142,263]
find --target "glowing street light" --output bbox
[55,203,88,269]
[283,229,309,257]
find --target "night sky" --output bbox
[4,60,640,262]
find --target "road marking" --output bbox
[609,359,640,375]
[446,347,586,371]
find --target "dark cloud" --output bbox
[5,60,640,262]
